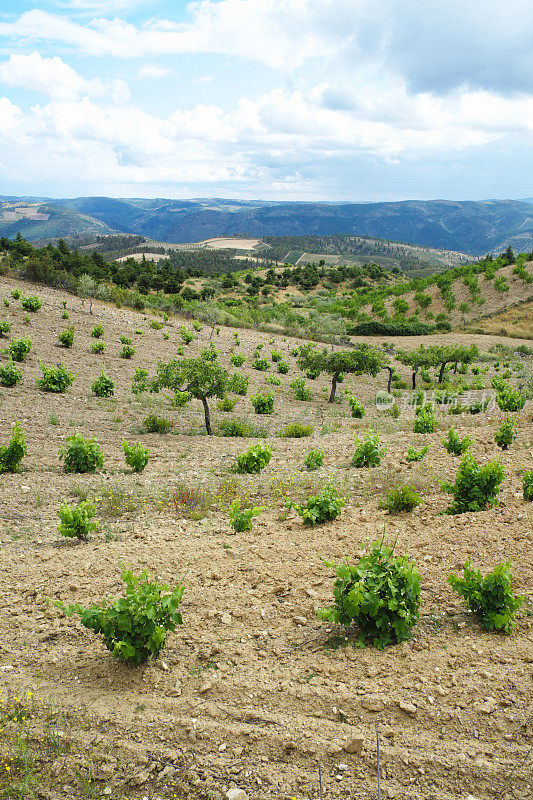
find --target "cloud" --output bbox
[0,52,130,103]
[0,3,345,67]
[0,1,532,197]
[386,0,533,95]
[136,63,171,79]
[2,2,533,97]
[0,80,527,194]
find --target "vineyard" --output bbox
[0,274,531,800]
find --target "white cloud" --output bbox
[0,2,532,196]
[136,63,171,79]
[0,80,529,195]
[191,75,213,84]
[0,52,129,103]
[0,3,347,66]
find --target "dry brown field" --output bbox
[0,276,531,800]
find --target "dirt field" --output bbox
[0,276,531,800]
[470,300,533,340]
[198,238,262,251]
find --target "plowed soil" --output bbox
[0,277,531,800]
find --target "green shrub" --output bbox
[192,320,203,331]
[265,375,281,385]
[61,311,69,320]
[230,353,245,367]
[380,485,421,513]
[305,367,321,380]
[20,295,42,312]
[143,413,172,433]
[60,433,104,474]
[350,320,435,336]
[149,320,163,330]
[252,357,269,371]
[120,344,135,359]
[91,373,114,398]
[448,561,523,634]
[10,289,20,300]
[229,372,249,395]
[352,429,385,468]
[291,378,312,401]
[9,337,31,362]
[271,350,282,362]
[91,340,105,354]
[443,427,471,455]
[495,419,517,450]
[0,422,26,473]
[58,500,97,541]
[468,398,490,414]
[217,397,237,412]
[229,500,265,532]
[123,441,150,473]
[492,379,525,412]
[389,403,401,418]
[236,442,272,473]
[251,393,274,414]
[219,418,254,437]
[179,326,195,344]
[277,360,289,374]
[0,320,10,337]
[443,454,505,514]
[37,363,75,393]
[304,448,324,470]
[0,360,22,387]
[219,417,266,437]
[414,404,438,433]
[279,422,314,438]
[288,485,345,526]
[522,470,533,500]
[318,539,421,649]
[406,445,429,462]
[119,335,132,345]
[58,326,74,348]
[56,567,184,665]
[347,395,365,418]
[91,325,104,338]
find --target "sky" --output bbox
[0,0,532,201]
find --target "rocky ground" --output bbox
[0,276,531,800]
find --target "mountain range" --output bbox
[1,196,533,255]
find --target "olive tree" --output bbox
[395,347,436,389]
[298,344,385,403]
[148,348,230,435]
[77,273,98,314]
[430,344,478,383]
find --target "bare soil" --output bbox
[0,277,531,800]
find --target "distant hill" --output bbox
[2,196,533,255]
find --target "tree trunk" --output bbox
[328,373,339,403]
[202,396,212,435]
[412,368,418,390]
[89,298,93,315]
[387,367,393,394]
[453,362,458,374]
[209,323,215,340]
[438,361,447,383]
